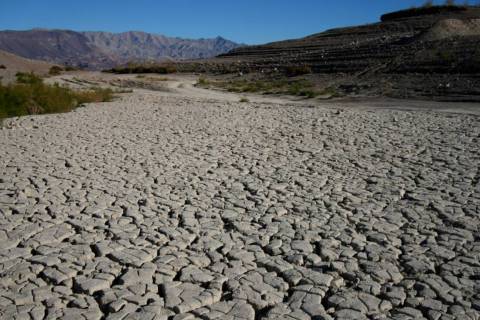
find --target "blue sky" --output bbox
[0,0,477,44]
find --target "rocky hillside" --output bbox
[217,5,480,74]
[203,5,480,100]
[0,29,242,70]
[82,31,240,61]
[0,29,115,70]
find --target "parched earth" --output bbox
[0,86,479,320]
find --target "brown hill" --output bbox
[0,49,56,84]
[420,18,480,41]
[216,5,480,74]
[0,29,118,70]
[185,5,480,100]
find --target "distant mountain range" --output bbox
[0,29,243,69]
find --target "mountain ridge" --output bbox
[0,29,243,70]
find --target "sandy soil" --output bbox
[0,50,55,84]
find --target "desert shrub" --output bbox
[197,77,209,86]
[141,76,171,82]
[106,63,177,74]
[156,65,177,74]
[0,64,6,69]
[16,72,43,85]
[202,77,321,98]
[298,89,318,98]
[75,87,114,104]
[49,66,63,75]
[113,88,133,93]
[0,74,114,120]
[239,97,249,103]
[286,80,313,95]
[64,65,78,71]
[284,65,312,77]
[317,87,339,97]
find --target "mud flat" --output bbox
[0,82,479,319]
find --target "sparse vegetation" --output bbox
[317,87,339,97]
[15,72,42,85]
[64,65,78,71]
[239,97,249,103]
[105,63,177,74]
[284,65,312,77]
[136,76,171,82]
[0,72,113,120]
[196,77,324,98]
[197,77,209,86]
[108,77,172,91]
[48,65,63,75]
[112,88,134,93]
[75,87,114,104]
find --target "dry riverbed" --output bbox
[0,74,479,320]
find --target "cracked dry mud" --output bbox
[0,88,479,320]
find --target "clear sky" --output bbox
[0,0,477,44]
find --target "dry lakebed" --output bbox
[0,75,479,320]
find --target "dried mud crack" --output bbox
[0,87,479,320]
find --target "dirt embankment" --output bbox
[0,49,56,84]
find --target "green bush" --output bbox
[16,72,43,85]
[75,87,114,104]
[197,77,209,86]
[0,73,113,120]
[48,66,63,75]
[64,65,78,71]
